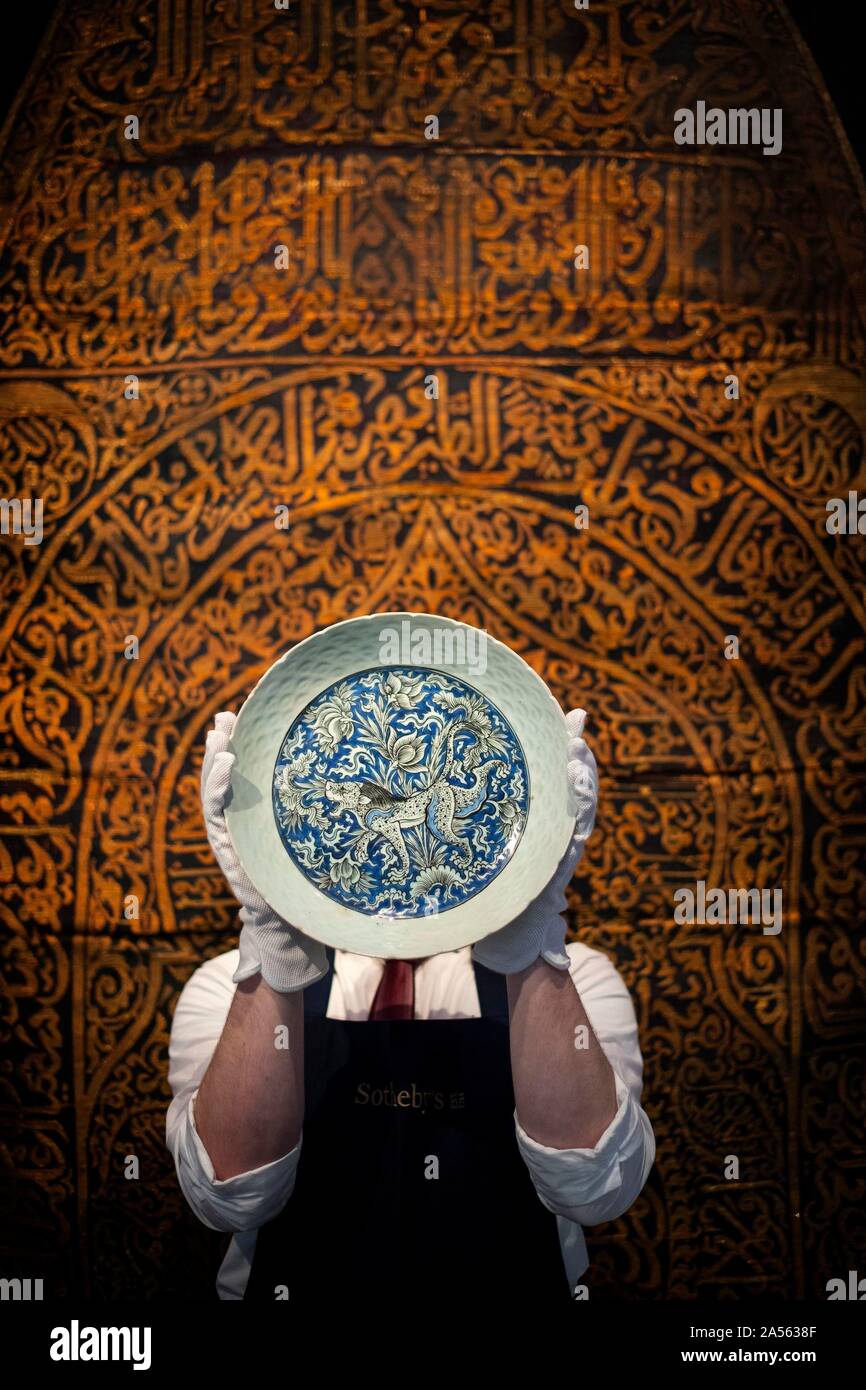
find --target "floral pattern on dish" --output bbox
[272,667,528,918]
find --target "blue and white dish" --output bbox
[272,667,528,920]
[225,613,574,959]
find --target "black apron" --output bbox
[245,949,570,1309]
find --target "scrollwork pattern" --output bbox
[0,0,863,1301]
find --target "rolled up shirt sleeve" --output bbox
[515,941,655,1226]
[166,948,302,1233]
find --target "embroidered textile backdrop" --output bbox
[0,0,864,1300]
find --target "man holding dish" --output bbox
[166,704,655,1306]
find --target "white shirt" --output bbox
[166,942,655,1299]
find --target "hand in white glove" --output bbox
[472,707,598,976]
[201,711,329,993]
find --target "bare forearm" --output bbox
[194,973,304,1179]
[507,958,617,1149]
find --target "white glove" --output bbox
[472,708,598,975]
[201,711,329,993]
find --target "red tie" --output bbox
[368,959,415,1021]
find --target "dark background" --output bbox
[1,3,865,172]
[0,0,862,1307]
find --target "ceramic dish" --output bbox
[224,612,574,958]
